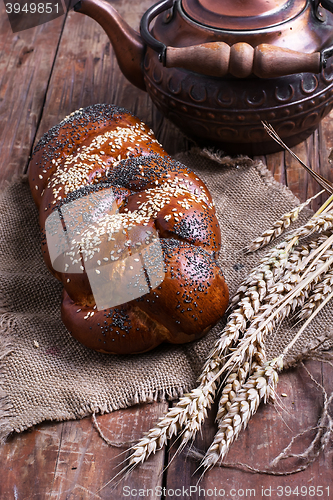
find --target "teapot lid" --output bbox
[181,0,308,30]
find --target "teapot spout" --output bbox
[74,0,146,91]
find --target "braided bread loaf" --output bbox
[29,104,229,354]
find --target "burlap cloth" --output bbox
[1,150,332,442]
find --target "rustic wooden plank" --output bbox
[165,360,332,499]
[317,108,333,208]
[259,151,287,186]
[0,421,63,498]
[0,402,168,499]
[0,3,179,498]
[48,402,168,499]
[258,108,333,213]
[0,4,66,186]
[271,109,333,212]
[33,0,190,156]
[2,0,333,497]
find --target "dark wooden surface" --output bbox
[0,2,333,498]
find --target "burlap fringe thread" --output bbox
[0,155,332,476]
[0,316,14,443]
[93,151,333,476]
[193,149,333,473]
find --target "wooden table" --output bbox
[1,2,332,498]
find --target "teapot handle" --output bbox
[141,0,333,78]
[321,0,333,13]
[165,42,323,78]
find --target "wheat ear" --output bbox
[127,379,220,469]
[127,225,333,473]
[298,268,333,321]
[232,196,333,310]
[209,248,333,395]
[230,242,291,308]
[216,362,250,421]
[214,248,308,422]
[197,244,332,475]
[199,360,278,473]
[118,177,333,480]
[245,191,324,253]
[292,211,333,239]
[231,242,310,328]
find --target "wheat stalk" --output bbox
[259,238,332,318]
[216,362,250,420]
[230,242,290,308]
[262,123,333,195]
[298,269,333,321]
[126,228,333,477]
[231,209,333,312]
[214,253,311,422]
[201,261,333,473]
[245,191,324,253]
[208,249,333,399]
[127,345,228,471]
[113,173,333,482]
[200,360,278,473]
[195,225,333,468]
[195,129,333,474]
[198,293,262,387]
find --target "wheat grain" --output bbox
[298,268,333,321]
[230,242,290,308]
[245,191,324,253]
[119,183,333,481]
[216,362,250,420]
[293,211,333,238]
[200,362,278,472]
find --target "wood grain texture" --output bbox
[0,402,168,499]
[165,360,333,499]
[262,109,333,212]
[32,0,190,156]
[0,4,66,187]
[1,0,333,498]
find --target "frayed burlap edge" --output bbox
[0,150,332,471]
[185,148,333,474]
[0,316,14,444]
[197,147,302,206]
[0,175,30,443]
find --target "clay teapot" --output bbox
[74,0,333,154]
